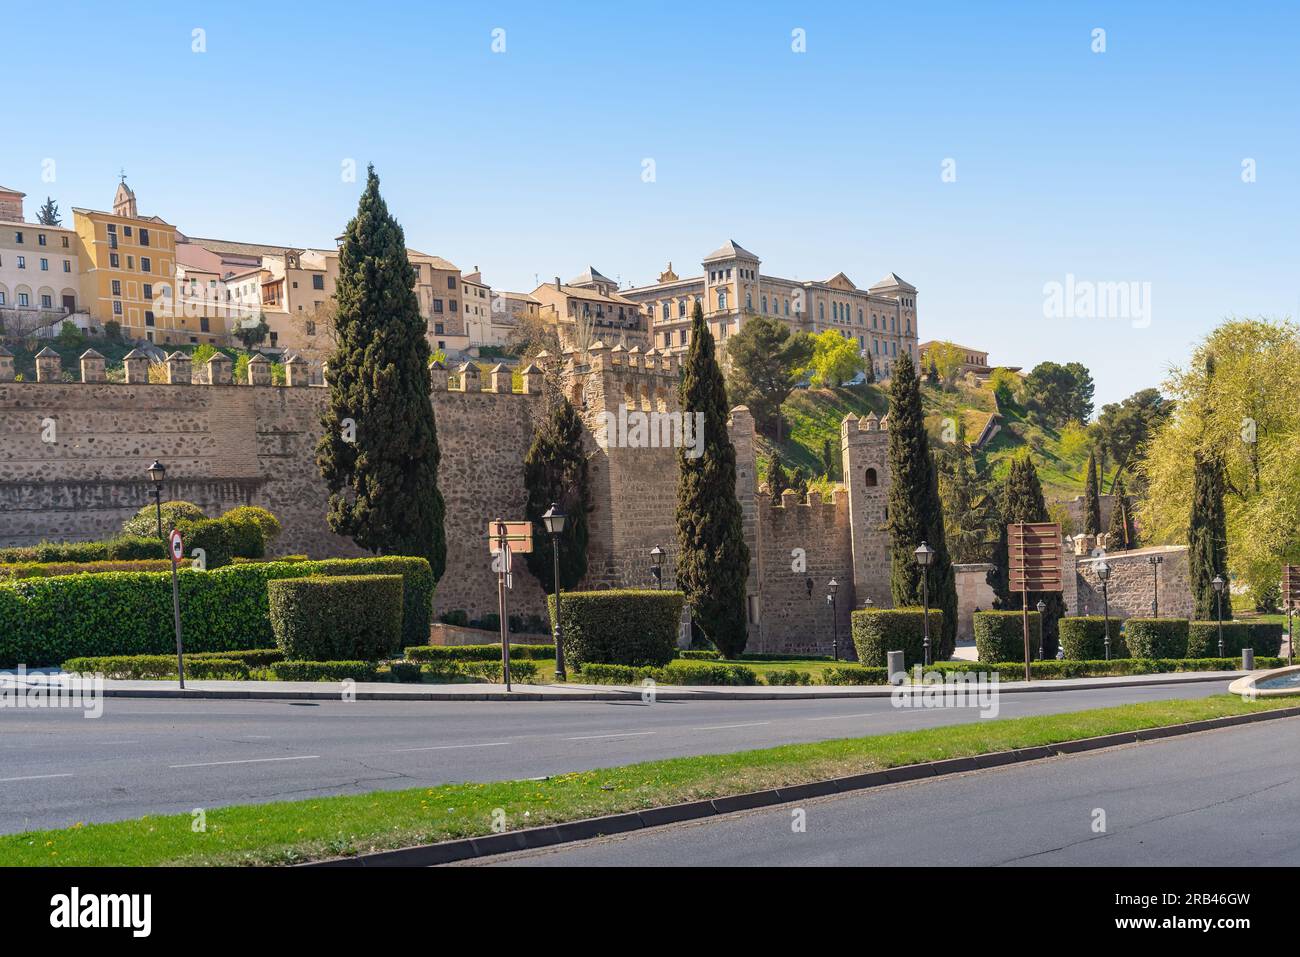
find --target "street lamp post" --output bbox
[827,578,840,661]
[1036,600,1047,659]
[914,542,934,666]
[1213,574,1226,657]
[541,504,568,682]
[1097,559,1112,660]
[146,460,167,540]
[650,545,664,591]
[1148,554,1164,617]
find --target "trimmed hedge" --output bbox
[61,654,251,680]
[851,607,943,668]
[0,555,435,668]
[575,661,758,686]
[0,536,166,564]
[973,610,1041,662]
[764,669,813,686]
[0,559,173,579]
[1123,617,1189,659]
[929,657,1283,680]
[679,649,722,660]
[269,660,379,682]
[268,575,403,661]
[1058,616,1127,660]
[548,589,685,668]
[418,660,540,683]
[386,661,423,683]
[1247,622,1285,656]
[403,644,555,663]
[822,665,890,685]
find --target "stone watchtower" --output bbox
[842,411,892,608]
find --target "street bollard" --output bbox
[1242,648,1255,671]
[887,650,906,686]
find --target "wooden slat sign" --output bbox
[1008,522,1063,593]
[487,521,533,554]
[1283,565,1300,610]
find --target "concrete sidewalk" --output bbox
[0,669,1249,702]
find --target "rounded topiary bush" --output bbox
[122,500,207,538]
[268,574,403,661]
[974,610,1041,662]
[548,589,685,667]
[851,607,943,668]
[1059,616,1127,659]
[1122,617,1189,659]
[222,506,281,548]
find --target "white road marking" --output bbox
[386,742,509,753]
[693,721,771,731]
[564,731,656,740]
[804,713,878,722]
[169,755,320,769]
[0,773,75,783]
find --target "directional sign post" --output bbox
[1008,522,1063,681]
[1283,566,1300,666]
[488,521,532,692]
[168,528,187,690]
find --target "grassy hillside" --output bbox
[756,379,1101,501]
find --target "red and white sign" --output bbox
[168,529,184,563]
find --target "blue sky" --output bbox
[7,0,1297,407]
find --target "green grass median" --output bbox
[2,694,1293,867]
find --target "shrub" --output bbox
[61,654,250,680]
[456,660,539,683]
[439,609,469,627]
[736,652,833,662]
[764,669,812,686]
[386,661,424,683]
[178,516,263,568]
[404,644,554,662]
[267,575,403,661]
[1186,621,1251,658]
[0,559,172,579]
[222,506,281,548]
[851,607,944,667]
[973,610,1041,662]
[1123,617,1189,659]
[678,649,722,660]
[0,537,166,564]
[194,648,285,667]
[822,665,890,685]
[662,661,758,685]
[269,660,379,682]
[121,501,207,537]
[308,557,433,648]
[1247,622,1285,656]
[548,590,685,668]
[1058,616,1127,659]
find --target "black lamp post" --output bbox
[1148,554,1164,617]
[542,504,568,682]
[146,460,166,540]
[650,545,664,591]
[1213,574,1226,657]
[1097,559,1112,660]
[1036,599,1047,659]
[827,578,840,661]
[915,542,934,665]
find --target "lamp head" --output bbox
[541,503,566,536]
[914,542,934,568]
[146,460,166,485]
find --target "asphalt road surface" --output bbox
[0,678,1235,834]
[480,717,1300,867]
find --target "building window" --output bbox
[450,300,457,312]
[139,228,150,246]
[446,276,456,289]
[40,258,48,271]
[123,226,132,237]
[110,253,120,268]
[63,260,71,273]
[18,293,29,307]
[145,311,155,326]
[111,280,121,296]
[15,256,24,269]
[865,467,878,487]
[200,317,210,333]
[142,283,153,300]
[0,292,5,305]
[718,289,727,310]
[41,294,52,308]
[38,233,47,246]
[678,299,686,318]
[141,257,152,273]
[112,301,122,315]
[819,302,824,320]
[761,295,767,313]
[13,231,22,244]
[434,322,444,335]
[312,274,324,290]
[432,299,444,313]
[62,236,69,248]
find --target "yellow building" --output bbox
[72,180,179,344]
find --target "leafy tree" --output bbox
[36,197,61,226]
[802,329,864,388]
[1107,473,1136,549]
[675,301,750,655]
[316,165,447,579]
[940,438,990,563]
[1083,449,1102,535]
[1091,387,1172,483]
[523,392,590,594]
[1023,361,1095,425]
[235,311,270,350]
[926,340,966,387]
[885,351,958,657]
[764,453,789,504]
[989,454,1066,655]
[989,367,1020,409]
[724,315,813,438]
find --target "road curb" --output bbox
[304,704,1300,868]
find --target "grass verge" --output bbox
[2,693,1292,867]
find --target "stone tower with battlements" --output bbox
[842,410,893,610]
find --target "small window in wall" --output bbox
[864,467,878,487]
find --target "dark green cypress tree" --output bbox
[886,350,958,655]
[765,453,789,504]
[820,437,838,480]
[1084,450,1102,535]
[1188,449,1231,620]
[316,165,446,579]
[523,392,590,593]
[988,455,1066,655]
[1107,473,1136,549]
[790,465,809,498]
[675,302,750,656]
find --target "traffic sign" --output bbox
[168,528,184,563]
[1008,522,1063,593]
[1283,566,1300,611]
[487,521,532,554]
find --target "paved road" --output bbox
[0,678,1234,834]
[480,717,1300,866]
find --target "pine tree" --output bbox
[989,454,1067,655]
[523,393,590,593]
[675,301,750,656]
[764,453,789,504]
[1188,449,1231,620]
[885,350,958,656]
[1107,473,1136,549]
[316,165,446,579]
[1084,449,1102,535]
[36,197,61,226]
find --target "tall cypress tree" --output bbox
[676,302,750,656]
[1084,449,1102,535]
[990,454,1066,655]
[523,392,590,593]
[886,351,958,656]
[316,165,446,578]
[1107,473,1136,549]
[1189,449,1231,620]
[764,453,789,504]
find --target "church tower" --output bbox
[112,177,137,218]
